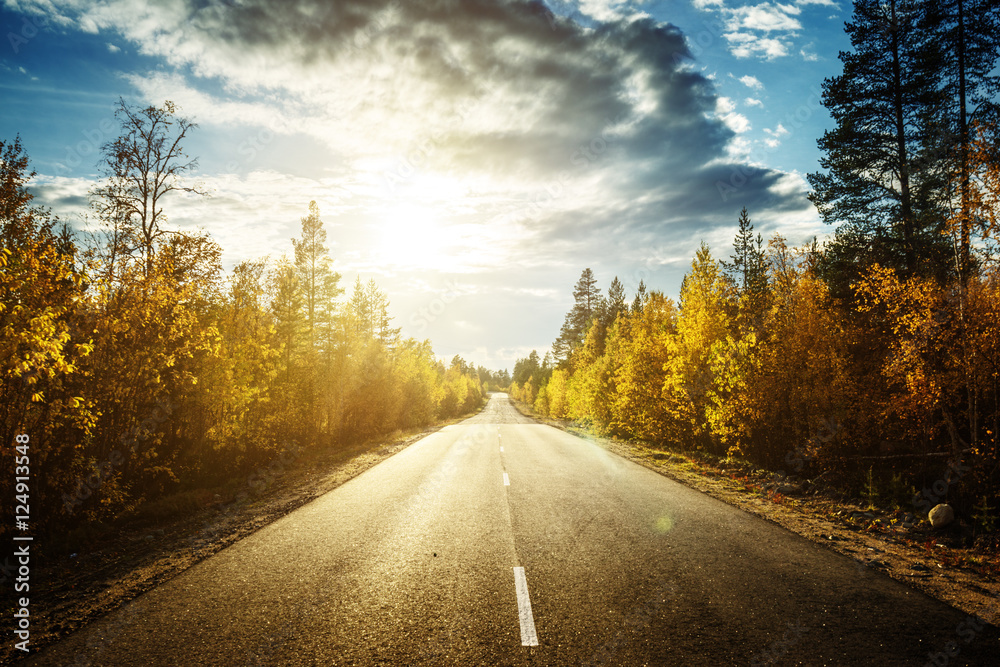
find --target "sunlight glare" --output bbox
[374,203,454,271]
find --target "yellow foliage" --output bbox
[608,293,678,443]
[855,264,950,438]
[662,243,731,450]
[546,368,570,419]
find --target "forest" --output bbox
[0,106,507,542]
[512,0,1000,533]
[3,0,999,546]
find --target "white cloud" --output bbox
[725,32,789,59]
[763,171,824,233]
[724,112,751,133]
[739,74,764,90]
[765,123,789,137]
[731,3,801,32]
[124,72,300,134]
[575,0,649,22]
[106,42,119,53]
[716,97,750,133]
[762,123,789,148]
[745,97,763,107]
[695,0,836,60]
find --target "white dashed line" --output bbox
[513,567,539,646]
[503,472,510,486]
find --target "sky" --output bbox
[0,0,851,371]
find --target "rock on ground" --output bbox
[929,504,955,529]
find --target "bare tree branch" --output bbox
[89,98,207,279]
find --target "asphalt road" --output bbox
[28,394,999,665]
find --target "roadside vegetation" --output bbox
[512,0,1000,551]
[0,103,506,546]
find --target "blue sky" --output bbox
[1,0,852,370]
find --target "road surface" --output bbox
[29,394,998,665]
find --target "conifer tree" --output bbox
[293,201,342,344]
[631,279,648,314]
[604,276,627,328]
[552,268,603,364]
[723,207,769,331]
[928,0,1000,278]
[808,0,950,279]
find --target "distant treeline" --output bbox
[0,107,504,537]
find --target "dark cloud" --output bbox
[19,0,819,369]
[52,192,89,211]
[37,0,805,219]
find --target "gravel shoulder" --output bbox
[508,400,1000,629]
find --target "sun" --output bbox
[373,203,453,271]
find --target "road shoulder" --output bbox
[507,400,1000,628]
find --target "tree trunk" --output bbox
[957,0,971,280]
[890,0,915,273]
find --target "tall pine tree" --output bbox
[604,276,627,328]
[928,0,1000,278]
[808,0,950,284]
[552,268,603,364]
[292,200,341,345]
[723,207,769,332]
[631,279,648,314]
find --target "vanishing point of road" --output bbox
[29,394,999,665]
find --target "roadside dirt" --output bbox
[510,401,1000,630]
[5,420,466,664]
